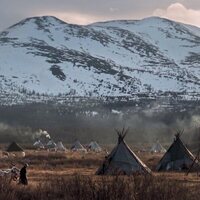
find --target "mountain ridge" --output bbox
[0,16,200,105]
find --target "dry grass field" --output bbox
[0,148,200,200]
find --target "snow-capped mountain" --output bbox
[0,16,200,104]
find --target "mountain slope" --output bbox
[0,16,200,104]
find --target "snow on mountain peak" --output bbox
[0,16,200,104]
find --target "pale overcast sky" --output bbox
[1,0,200,31]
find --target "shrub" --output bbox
[0,174,199,200]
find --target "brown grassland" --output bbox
[0,148,200,200]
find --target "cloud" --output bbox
[153,3,200,27]
[1,1,200,31]
[37,11,101,25]
[0,0,166,30]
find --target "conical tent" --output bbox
[150,141,166,153]
[7,142,24,152]
[71,140,86,152]
[88,141,102,152]
[46,140,57,149]
[33,140,44,149]
[56,141,67,151]
[96,129,151,175]
[156,133,200,171]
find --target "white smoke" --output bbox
[34,129,51,140]
[0,122,9,131]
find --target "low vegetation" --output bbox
[0,174,200,200]
[0,151,200,199]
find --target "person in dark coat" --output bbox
[19,164,28,185]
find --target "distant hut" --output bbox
[46,140,57,151]
[150,140,166,153]
[88,141,102,152]
[33,140,44,149]
[71,140,87,152]
[156,132,200,171]
[6,142,25,157]
[96,128,151,175]
[56,141,67,151]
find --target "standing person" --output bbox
[19,163,28,185]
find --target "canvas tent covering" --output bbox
[156,133,200,171]
[6,142,25,157]
[88,141,102,152]
[71,140,86,152]
[150,141,166,153]
[46,140,57,149]
[56,141,67,151]
[33,140,44,149]
[96,129,151,175]
[7,142,24,152]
